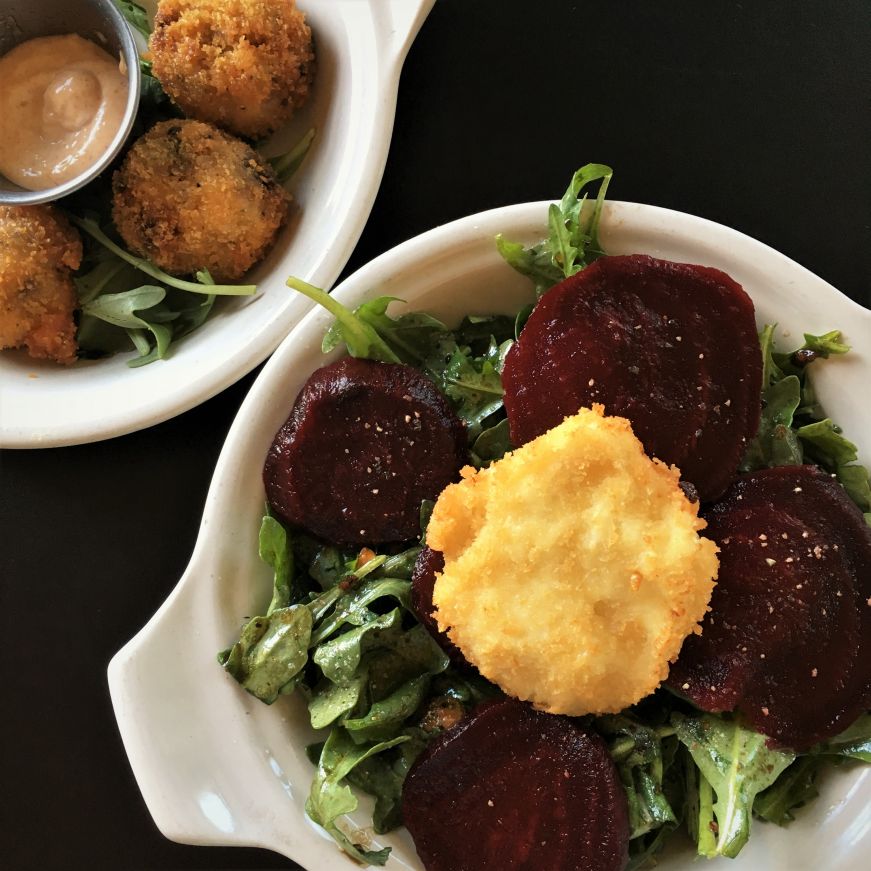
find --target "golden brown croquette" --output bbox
[428,405,719,717]
[149,0,315,139]
[112,119,289,282]
[0,205,82,364]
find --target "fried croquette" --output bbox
[150,0,315,139]
[112,119,289,282]
[427,405,720,716]
[0,205,82,364]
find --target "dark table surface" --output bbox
[2,1,869,869]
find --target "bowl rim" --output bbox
[0,0,142,206]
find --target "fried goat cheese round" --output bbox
[427,405,720,716]
[150,0,315,139]
[112,119,288,282]
[0,205,82,364]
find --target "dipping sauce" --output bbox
[0,34,128,191]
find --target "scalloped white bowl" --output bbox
[0,0,435,448]
[109,200,871,869]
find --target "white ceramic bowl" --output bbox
[109,201,871,870]
[0,0,435,448]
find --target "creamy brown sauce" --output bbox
[0,34,128,191]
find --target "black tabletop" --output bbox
[2,1,869,869]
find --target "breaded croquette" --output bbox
[150,0,315,139]
[0,205,82,364]
[112,120,289,282]
[427,405,719,717]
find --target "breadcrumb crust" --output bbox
[150,0,315,139]
[428,405,719,715]
[0,205,81,364]
[112,119,288,282]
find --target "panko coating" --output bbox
[150,0,315,139]
[112,119,289,282]
[427,405,719,716]
[0,205,82,364]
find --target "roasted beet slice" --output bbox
[502,254,761,502]
[669,465,871,749]
[263,357,467,545]
[402,698,629,871]
[411,547,471,668]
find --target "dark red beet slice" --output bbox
[402,698,629,871]
[263,357,467,546]
[411,547,472,668]
[502,254,761,502]
[669,465,871,749]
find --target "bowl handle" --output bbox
[377,0,436,68]
[107,570,299,851]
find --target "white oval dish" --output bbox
[0,0,435,448]
[109,200,871,870]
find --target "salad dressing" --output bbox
[0,34,128,190]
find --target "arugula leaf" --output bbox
[70,214,256,296]
[799,329,851,358]
[753,757,821,825]
[754,715,871,827]
[430,669,502,706]
[812,713,871,762]
[313,609,404,685]
[322,295,448,363]
[796,418,858,467]
[81,285,173,365]
[270,128,316,184]
[288,279,402,362]
[374,546,421,580]
[112,0,150,39]
[494,234,564,298]
[344,729,430,833]
[357,302,450,362]
[740,375,803,470]
[306,585,346,623]
[674,713,795,858]
[167,284,218,340]
[423,335,508,431]
[743,326,870,520]
[454,314,516,350]
[298,538,354,591]
[306,728,410,865]
[308,579,411,648]
[496,162,613,297]
[258,515,294,615]
[598,714,678,838]
[309,675,368,730]
[836,465,871,513]
[471,417,512,466]
[363,624,450,703]
[74,258,128,305]
[218,605,313,703]
[343,674,432,743]
[758,323,783,386]
[82,285,166,327]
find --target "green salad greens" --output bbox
[743,325,871,522]
[219,515,498,865]
[219,164,871,866]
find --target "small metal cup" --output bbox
[0,0,141,205]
